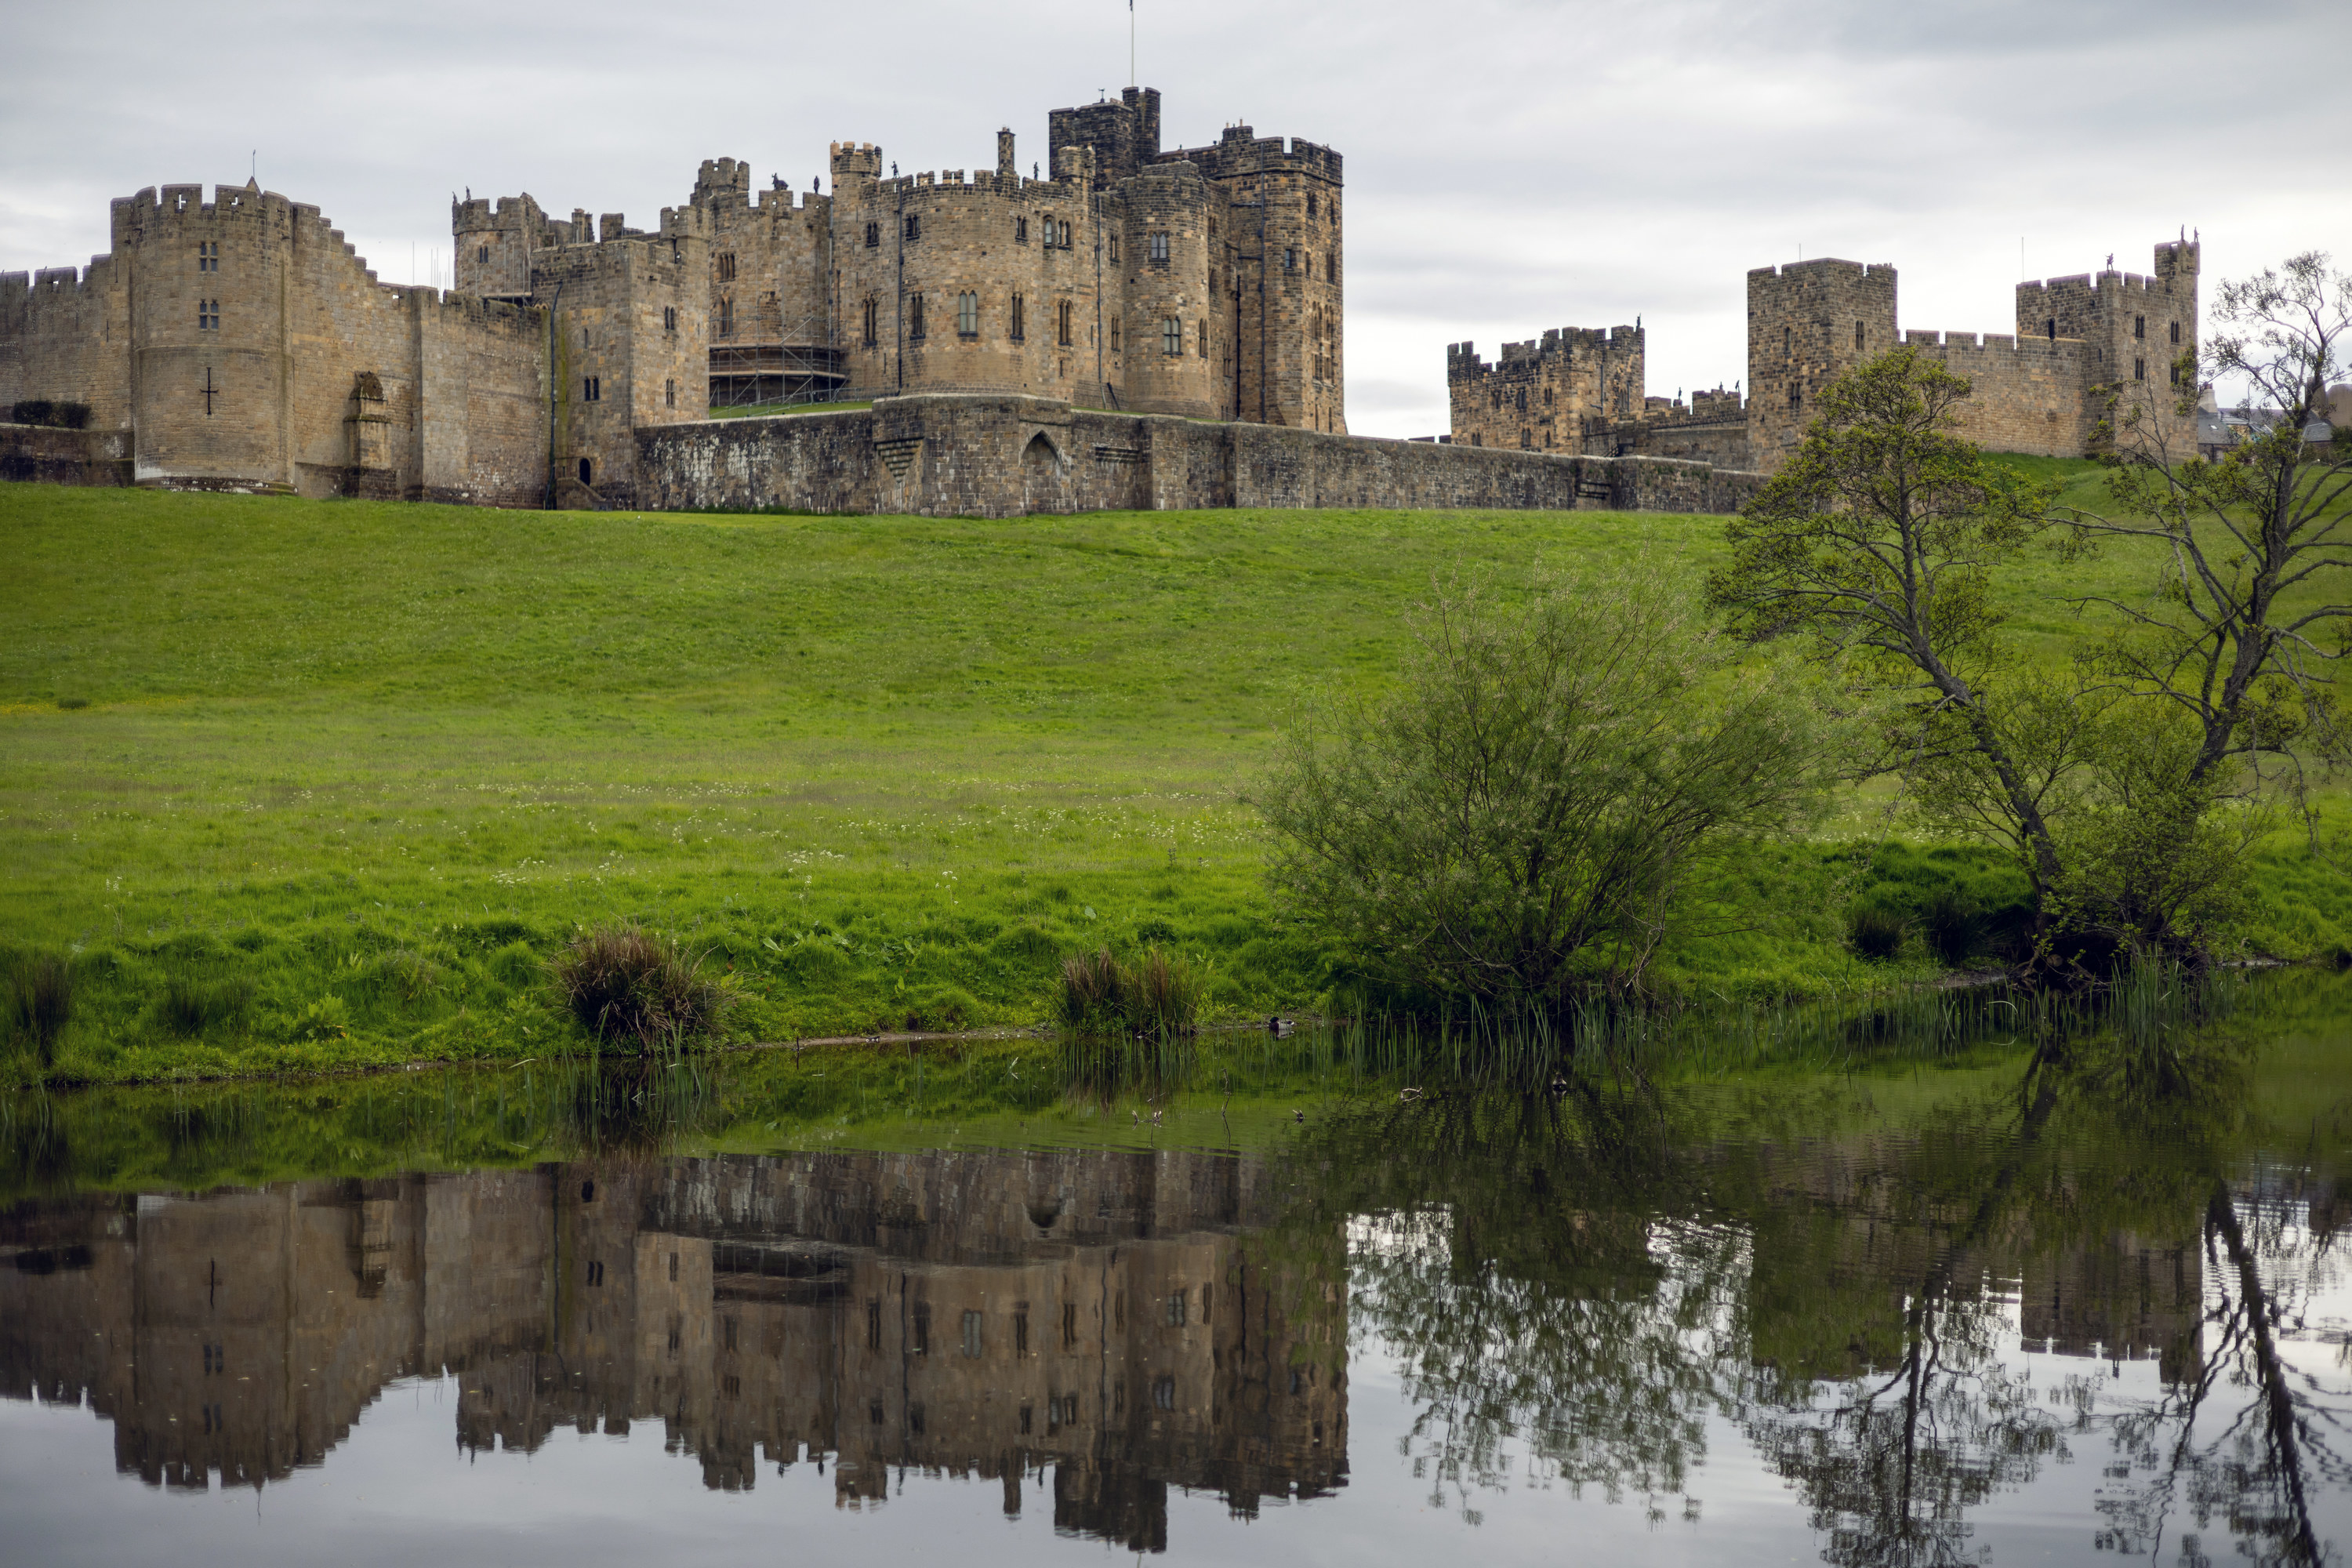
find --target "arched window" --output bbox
[1163,317,1181,355]
[865,222,880,248]
[717,297,733,337]
[956,291,978,337]
[578,457,593,485]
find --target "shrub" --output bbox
[1918,887,1983,966]
[553,924,730,1051]
[1258,567,1831,1007]
[1053,946,1202,1036]
[1848,906,1906,961]
[8,952,74,1067]
[161,973,255,1036]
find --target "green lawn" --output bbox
[5,468,2350,1085]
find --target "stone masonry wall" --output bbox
[637,393,1763,518]
[1449,326,1643,452]
[0,423,133,486]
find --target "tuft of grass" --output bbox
[1849,906,1906,962]
[554,924,731,1052]
[1918,887,1984,966]
[9,951,74,1067]
[160,973,255,1036]
[1054,945,1203,1036]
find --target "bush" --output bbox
[1848,906,1906,961]
[1054,946,1202,1036]
[8,951,74,1066]
[1258,567,1831,1007]
[161,973,255,1036]
[282,994,353,1041]
[553,924,731,1051]
[9,399,92,430]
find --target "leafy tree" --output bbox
[2067,252,2352,786]
[1705,347,2063,895]
[1257,567,1829,1007]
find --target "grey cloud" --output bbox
[2,0,2343,438]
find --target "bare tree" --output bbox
[2063,252,2352,787]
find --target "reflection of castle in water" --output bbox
[0,1149,1348,1550]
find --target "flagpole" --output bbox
[1130,0,1135,88]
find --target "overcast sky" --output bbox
[3,0,2345,437]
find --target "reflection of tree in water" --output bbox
[1293,1022,2352,1566]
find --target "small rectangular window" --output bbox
[1011,293,1025,341]
[662,305,676,332]
[909,292,926,339]
[956,290,978,338]
[1199,321,1209,358]
[1017,216,1029,242]
[198,299,220,330]
[1014,1312,1029,1356]
[2169,321,2180,345]
[862,297,879,346]
[1109,234,1119,261]
[865,221,880,248]
[1062,1302,1077,1348]
[1057,299,1073,347]
[1149,231,1170,265]
[717,298,733,336]
[1854,321,1865,350]
[197,241,218,272]
[477,245,489,264]
[2135,357,2147,381]
[1110,320,1121,352]
[1164,1290,1187,1326]
[1283,248,1295,271]
[1153,1376,1175,1410]
[583,376,601,401]
[717,252,737,282]
[2134,314,2145,339]
[904,214,920,242]
[1163,316,1181,355]
[962,1310,983,1358]
[912,1302,931,1354]
[665,378,675,408]
[866,1300,882,1350]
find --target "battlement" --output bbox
[109,181,297,251]
[1449,325,1639,380]
[869,169,1069,204]
[829,142,884,185]
[1161,127,1344,184]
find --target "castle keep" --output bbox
[0,87,1342,508]
[1449,240,2201,470]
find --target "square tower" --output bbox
[1747,259,1898,467]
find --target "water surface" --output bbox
[7,988,2352,1566]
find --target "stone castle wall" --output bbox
[637,393,1764,518]
[2,181,554,506]
[1447,325,1643,452]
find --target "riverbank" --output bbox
[8,480,2352,1086]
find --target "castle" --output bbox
[1447,241,2204,468]
[0,86,1344,509]
[1,84,2209,518]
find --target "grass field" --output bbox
[5,469,2351,1085]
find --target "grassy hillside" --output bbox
[4,470,2350,1084]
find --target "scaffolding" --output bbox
[707,299,848,411]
